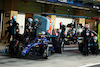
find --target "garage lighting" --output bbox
[98,10,100,12]
[78,7,85,9]
[84,8,90,10]
[36,0,45,3]
[72,6,79,8]
[72,6,90,10]
[67,8,70,12]
[36,0,62,6]
[54,3,62,6]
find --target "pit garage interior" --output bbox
[0,0,100,67]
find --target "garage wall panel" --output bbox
[55,17,73,31]
[17,13,25,34]
[86,19,95,30]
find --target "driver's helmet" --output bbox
[38,34,42,38]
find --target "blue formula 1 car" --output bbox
[21,37,54,59]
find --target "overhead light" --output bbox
[78,7,85,9]
[67,8,70,12]
[72,6,78,8]
[98,10,100,12]
[36,0,45,3]
[72,6,90,10]
[84,8,90,10]
[55,3,62,6]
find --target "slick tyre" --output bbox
[60,41,64,54]
[42,49,48,59]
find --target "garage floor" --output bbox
[0,41,100,67]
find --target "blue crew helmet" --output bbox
[94,36,97,40]
[84,24,89,29]
[55,33,58,36]
[60,22,63,26]
[58,29,61,33]
[28,18,33,23]
[34,18,39,22]
[12,15,16,21]
[63,32,67,36]
[72,30,75,35]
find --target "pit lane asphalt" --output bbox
[1,42,100,67]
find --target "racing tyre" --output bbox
[60,42,64,54]
[42,49,48,59]
[17,47,23,57]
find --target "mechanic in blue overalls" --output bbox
[33,18,39,38]
[60,22,66,40]
[25,18,32,40]
[25,18,38,41]
[90,32,98,54]
[67,27,73,36]
[81,24,91,55]
[6,15,19,45]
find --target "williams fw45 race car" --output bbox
[21,37,54,59]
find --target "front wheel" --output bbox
[42,49,48,59]
[61,41,64,54]
[17,46,23,57]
